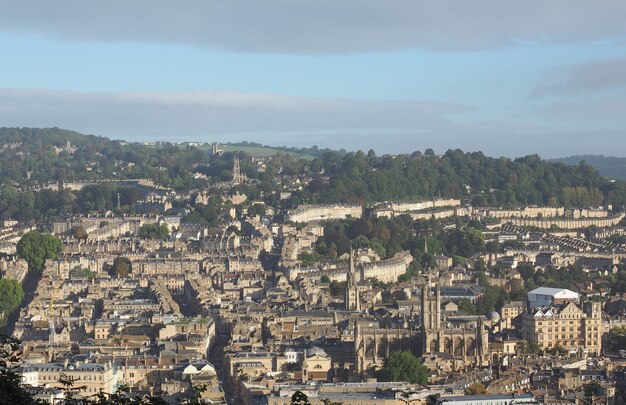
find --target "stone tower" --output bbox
[232,153,242,184]
[345,246,360,311]
[420,277,441,333]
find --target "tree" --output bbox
[516,342,540,355]
[291,391,312,405]
[604,326,626,353]
[110,257,132,277]
[476,285,510,314]
[0,279,24,325]
[458,299,476,315]
[69,267,96,280]
[0,335,46,404]
[70,225,88,240]
[377,351,428,385]
[298,252,320,267]
[464,383,487,395]
[583,380,601,402]
[248,203,266,217]
[138,223,169,240]
[16,231,63,272]
[329,281,346,297]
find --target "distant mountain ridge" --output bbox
[550,155,626,180]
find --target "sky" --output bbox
[1,1,626,158]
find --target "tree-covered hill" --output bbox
[0,127,210,191]
[286,149,626,208]
[2,127,626,218]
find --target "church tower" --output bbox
[420,275,441,354]
[345,246,360,311]
[232,153,242,184]
[420,276,441,332]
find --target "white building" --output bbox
[527,287,579,309]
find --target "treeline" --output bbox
[0,127,209,191]
[0,184,143,221]
[224,141,342,159]
[284,150,626,207]
[314,216,488,273]
[4,128,626,212]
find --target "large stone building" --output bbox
[19,361,121,396]
[353,318,418,374]
[286,204,363,223]
[419,281,489,368]
[521,299,603,355]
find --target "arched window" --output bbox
[444,337,452,354]
[466,338,476,356]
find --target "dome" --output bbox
[488,311,501,321]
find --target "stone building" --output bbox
[419,282,489,368]
[286,204,363,223]
[18,361,121,396]
[353,317,418,374]
[521,299,603,355]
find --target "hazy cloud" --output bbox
[0,87,469,142]
[533,97,626,123]
[2,88,625,157]
[1,1,625,53]
[532,56,626,97]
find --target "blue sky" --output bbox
[1,1,626,157]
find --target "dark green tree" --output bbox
[377,351,428,384]
[0,279,24,326]
[291,390,312,405]
[248,203,266,217]
[16,231,63,272]
[110,257,132,277]
[0,335,46,404]
[138,223,169,240]
[70,225,88,240]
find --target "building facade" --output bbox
[521,300,603,355]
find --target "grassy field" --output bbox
[195,144,315,159]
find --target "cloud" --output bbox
[532,56,626,97]
[0,87,469,144]
[533,98,626,124]
[1,1,626,53]
[3,88,624,157]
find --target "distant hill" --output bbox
[550,155,626,180]
[3,127,626,218]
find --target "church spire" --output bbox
[345,244,360,311]
[347,244,356,286]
